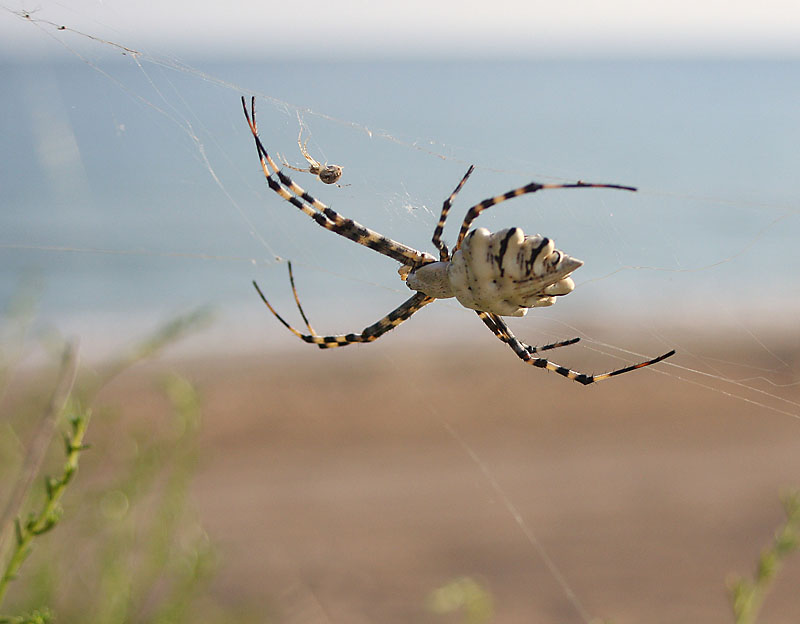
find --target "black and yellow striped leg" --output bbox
[242,97,435,269]
[454,181,637,251]
[253,277,434,349]
[476,312,581,354]
[478,312,675,385]
[286,261,315,334]
[431,165,475,261]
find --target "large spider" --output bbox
[243,97,675,385]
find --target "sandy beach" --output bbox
[82,334,800,624]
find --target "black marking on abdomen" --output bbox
[495,228,517,277]
[524,237,550,276]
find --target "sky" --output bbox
[2,0,800,60]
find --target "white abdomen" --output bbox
[406,227,583,317]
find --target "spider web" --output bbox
[2,4,800,623]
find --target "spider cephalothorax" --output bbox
[242,96,675,384]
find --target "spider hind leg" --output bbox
[286,261,315,334]
[476,311,580,354]
[253,266,434,349]
[479,312,674,384]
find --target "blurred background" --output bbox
[1,1,799,623]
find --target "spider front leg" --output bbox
[431,165,475,261]
[242,96,434,268]
[253,266,434,348]
[454,181,637,251]
[480,313,675,385]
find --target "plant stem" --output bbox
[0,408,90,609]
[729,490,800,624]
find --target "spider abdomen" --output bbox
[447,227,583,317]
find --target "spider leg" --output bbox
[298,134,320,169]
[253,278,434,349]
[479,313,674,385]
[454,180,636,251]
[242,97,435,268]
[278,154,314,175]
[286,261,315,334]
[431,165,475,261]
[476,311,580,354]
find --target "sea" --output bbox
[2,58,799,358]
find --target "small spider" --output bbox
[279,114,343,185]
[242,97,675,385]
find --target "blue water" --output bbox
[2,58,799,354]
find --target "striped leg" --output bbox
[476,311,580,354]
[253,275,434,349]
[242,97,435,268]
[431,165,475,261]
[286,261,315,334]
[455,181,637,251]
[480,313,675,385]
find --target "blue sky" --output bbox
[2,0,800,59]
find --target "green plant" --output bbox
[728,490,800,624]
[428,576,494,624]
[74,372,215,624]
[0,403,89,610]
[0,340,79,587]
[0,307,218,623]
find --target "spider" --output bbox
[278,114,343,185]
[242,96,675,385]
